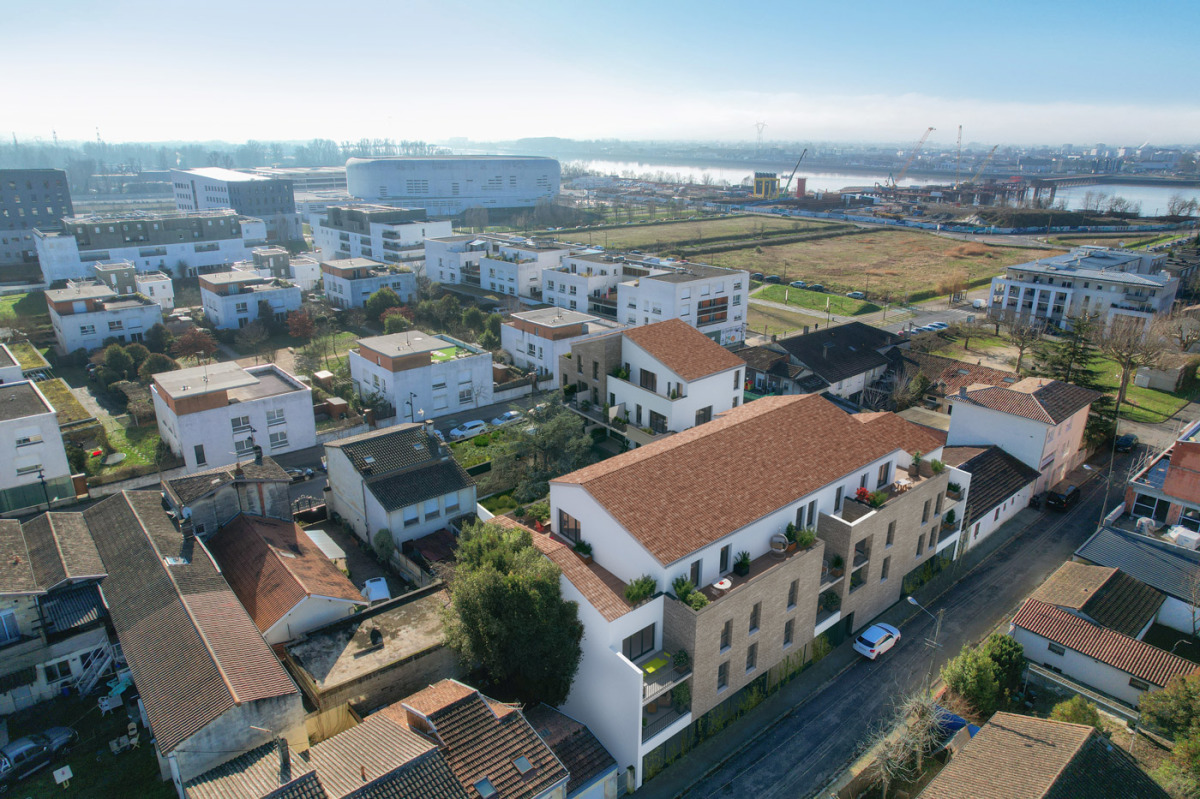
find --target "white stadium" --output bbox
[345,155,561,216]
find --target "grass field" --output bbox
[754,284,881,316]
[746,304,825,336]
[0,291,47,323]
[706,230,1064,301]
[1047,233,1185,249]
[549,215,829,250]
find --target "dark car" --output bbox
[750,272,765,281]
[762,274,782,284]
[286,467,315,483]
[808,284,825,293]
[1045,485,1080,511]
[0,727,77,791]
[1115,434,1140,452]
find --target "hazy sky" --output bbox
[6,0,1199,147]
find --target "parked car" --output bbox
[448,420,488,440]
[808,284,825,293]
[789,280,807,288]
[360,577,391,604]
[972,298,988,310]
[762,274,782,284]
[286,467,315,483]
[853,623,901,660]
[490,410,523,426]
[1045,485,1081,511]
[750,272,765,281]
[926,321,949,330]
[0,727,78,792]
[846,291,866,300]
[1115,433,1140,452]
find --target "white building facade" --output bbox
[502,307,624,383]
[91,262,175,311]
[199,271,302,330]
[46,282,163,354]
[349,331,493,420]
[345,156,561,216]
[0,382,74,514]
[320,258,417,309]
[312,204,451,267]
[171,167,300,243]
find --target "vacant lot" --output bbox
[551,215,829,250]
[754,284,880,316]
[705,230,1063,301]
[747,304,824,336]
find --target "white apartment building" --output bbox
[312,204,451,267]
[989,246,1178,333]
[349,331,493,421]
[0,345,23,385]
[228,246,321,291]
[34,209,268,282]
[152,362,316,472]
[46,281,163,354]
[91,261,175,310]
[424,234,489,287]
[199,270,302,329]
[320,257,416,309]
[544,253,749,345]
[502,307,624,383]
[170,167,300,242]
[0,381,74,514]
[480,238,571,300]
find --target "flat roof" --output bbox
[322,257,385,270]
[510,307,600,327]
[154,362,258,399]
[45,283,116,302]
[228,370,301,401]
[0,382,52,420]
[199,270,264,285]
[175,167,268,183]
[358,331,456,358]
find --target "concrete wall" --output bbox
[0,396,72,505]
[201,285,301,330]
[50,302,163,354]
[167,692,306,785]
[1158,595,1200,635]
[266,597,361,645]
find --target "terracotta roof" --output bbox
[1011,599,1194,687]
[774,322,900,385]
[951,446,1040,526]
[525,704,617,796]
[401,679,478,717]
[0,519,36,594]
[208,515,365,635]
[953,378,1101,425]
[553,395,944,565]
[888,349,1017,397]
[918,712,1168,799]
[622,319,744,381]
[185,740,321,799]
[18,513,104,592]
[307,712,443,798]
[82,492,298,754]
[1031,563,1164,638]
[490,516,632,622]
[164,456,290,506]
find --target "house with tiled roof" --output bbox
[733,343,828,396]
[1009,598,1196,707]
[207,515,366,644]
[917,712,1168,799]
[884,349,1019,412]
[561,318,745,447]
[942,445,1039,552]
[947,376,1101,493]
[161,453,292,539]
[1031,562,1165,639]
[543,393,950,788]
[769,321,902,404]
[325,421,475,547]
[525,704,619,799]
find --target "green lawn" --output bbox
[747,304,824,336]
[930,330,1010,358]
[449,430,511,468]
[1090,356,1195,423]
[753,284,881,316]
[480,492,519,515]
[9,340,51,371]
[0,291,48,324]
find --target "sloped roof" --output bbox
[327,423,441,475]
[185,740,321,799]
[1031,562,1165,638]
[949,446,1040,525]
[18,513,104,591]
[553,394,943,565]
[888,349,1018,396]
[83,491,297,754]
[918,712,1168,799]
[622,319,744,381]
[953,378,1101,425]
[207,515,365,635]
[525,704,617,796]
[307,712,443,798]
[1011,599,1195,687]
[0,519,36,594]
[164,456,290,506]
[774,322,900,385]
[1075,526,1200,604]
[367,459,474,513]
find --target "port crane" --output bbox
[968,144,999,185]
[887,126,935,187]
[781,148,808,195]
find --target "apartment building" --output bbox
[988,246,1178,333]
[524,394,947,786]
[544,253,749,345]
[320,257,416,309]
[0,381,74,514]
[171,167,300,242]
[152,362,316,471]
[502,307,624,382]
[199,270,301,329]
[481,238,572,300]
[46,280,164,354]
[34,209,268,282]
[91,261,174,310]
[312,204,451,267]
[349,331,493,420]
[249,165,347,193]
[229,245,321,291]
[1,168,73,272]
[424,234,490,286]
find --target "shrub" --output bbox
[673,649,690,669]
[672,681,691,712]
[812,634,832,662]
[931,459,945,474]
[855,486,871,503]
[868,490,888,508]
[822,591,841,611]
[573,540,593,557]
[980,633,1025,694]
[943,509,957,526]
[514,506,526,519]
[687,591,709,610]
[527,502,551,523]
[947,482,962,493]
[672,575,695,602]
[941,645,1000,716]
[796,528,816,549]
[373,529,394,565]
[1050,696,1104,733]
[472,433,492,447]
[624,575,657,605]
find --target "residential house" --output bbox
[348,331,493,420]
[0,516,110,715]
[312,204,451,267]
[1031,562,1166,639]
[324,422,475,546]
[231,246,322,291]
[0,381,74,514]
[518,394,947,787]
[1009,598,1193,707]
[917,712,1168,799]
[199,270,302,329]
[525,704,620,799]
[91,261,174,310]
[161,454,293,538]
[1124,417,1200,530]
[766,322,903,404]
[942,446,1039,553]
[734,344,828,396]
[502,307,624,383]
[152,361,317,471]
[481,238,571,301]
[880,349,1018,412]
[45,280,163,354]
[946,377,1101,493]
[320,257,417,309]
[207,515,366,644]
[425,234,491,287]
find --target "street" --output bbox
[674,454,1126,799]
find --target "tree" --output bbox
[1155,314,1200,354]
[1099,317,1163,413]
[461,306,485,333]
[373,529,394,565]
[383,309,411,334]
[1049,696,1104,733]
[865,692,952,799]
[485,312,503,339]
[980,633,1025,695]
[124,342,150,371]
[365,288,403,324]
[488,404,593,502]
[286,309,316,341]
[444,521,583,706]
[103,345,136,382]
[941,644,1001,716]
[235,321,270,363]
[436,295,462,330]
[1001,313,1043,374]
[172,327,218,362]
[478,329,500,351]
[145,323,174,354]
[138,353,179,383]
[1034,314,1101,387]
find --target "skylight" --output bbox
[474,777,497,798]
[363,456,375,464]
[513,755,534,776]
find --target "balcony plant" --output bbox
[625,575,657,606]
[909,451,922,477]
[830,554,845,578]
[687,592,709,610]
[733,551,752,576]
[947,482,963,499]
[855,487,871,503]
[931,459,945,475]
[672,575,695,603]
[822,591,841,612]
[796,528,816,549]
[574,540,593,562]
[672,649,690,673]
[942,509,957,529]
[868,490,888,508]
[671,681,691,713]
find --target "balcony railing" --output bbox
[643,702,688,743]
[699,543,819,605]
[637,651,690,703]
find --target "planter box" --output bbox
[842,499,874,523]
[733,563,750,577]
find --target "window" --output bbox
[194,444,206,466]
[720,544,731,573]
[269,430,288,449]
[787,580,798,610]
[558,510,581,543]
[1048,642,1066,656]
[458,387,473,403]
[746,643,758,673]
[444,494,460,515]
[0,610,18,644]
[886,522,895,548]
[860,473,868,489]
[749,602,761,634]
[235,437,255,455]
[266,408,285,426]
[16,462,42,476]
[231,415,251,432]
[922,499,931,523]
[695,406,713,426]
[880,557,890,581]
[403,506,419,527]
[720,619,731,652]
[423,498,440,519]
[44,660,73,682]
[784,619,795,648]
[934,492,943,515]
[807,500,817,528]
[108,320,123,331]
[15,434,42,447]
[916,535,925,557]
[622,623,655,661]
[639,369,657,392]
[1130,677,1152,691]
[592,361,599,380]
[690,559,702,586]
[733,370,740,390]
[878,461,892,488]
[79,324,95,336]
[835,486,844,512]
[717,661,729,691]
[474,778,498,798]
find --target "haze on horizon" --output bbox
[6,0,1198,149]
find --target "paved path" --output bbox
[637,453,1124,799]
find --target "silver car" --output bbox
[0,727,78,791]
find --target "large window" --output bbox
[622,623,655,661]
[717,661,729,691]
[639,369,657,392]
[746,643,758,673]
[695,406,713,426]
[720,619,731,652]
[649,410,668,435]
[0,610,18,644]
[558,510,581,543]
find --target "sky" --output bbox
[5,0,1199,148]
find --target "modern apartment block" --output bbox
[988,246,1179,333]
[152,362,316,472]
[46,279,164,354]
[345,155,561,216]
[320,257,416,309]
[35,209,268,282]
[481,238,572,300]
[349,331,493,420]
[544,252,749,345]
[227,246,321,291]
[0,168,73,271]
[424,234,489,286]
[521,394,947,786]
[0,381,74,514]
[312,204,451,267]
[90,261,175,310]
[171,167,300,242]
[501,307,624,383]
[199,270,302,329]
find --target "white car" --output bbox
[490,410,523,426]
[926,322,949,330]
[853,623,901,660]
[361,577,391,604]
[449,420,488,440]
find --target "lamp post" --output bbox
[908,596,944,686]
[405,392,418,422]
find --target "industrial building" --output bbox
[1,169,73,274]
[171,167,300,242]
[345,155,560,216]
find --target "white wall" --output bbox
[0,387,72,489]
[1158,596,1200,635]
[49,302,163,354]
[265,597,360,645]
[1011,627,1159,707]
[947,402,1048,483]
[614,340,741,432]
[350,349,494,420]
[322,270,417,309]
[137,275,175,310]
[201,285,302,330]
[960,478,1032,552]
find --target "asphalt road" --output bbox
[680,455,1127,799]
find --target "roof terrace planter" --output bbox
[841,498,876,523]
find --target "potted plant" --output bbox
[624,575,657,605]
[784,522,798,552]
[574,540,593,562]
[909,451,922,478]
[822,591,841,612]
[855,486,871,504]
[868,490,888,508]
[942,509,957,529]
[830,554,845,578]
[688,591,709,610]
[930,459,945,475]
[947,482,963,500]
[672,649,690,674]
[672,575,695,603]
[796,528,816,549]
[733,551,752,576]
[671,681,691,713]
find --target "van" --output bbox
[1045,485,1080,511]
[972,299,987,310]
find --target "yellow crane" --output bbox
[891,126,935,186]
[969,144,1000,185]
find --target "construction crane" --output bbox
[782,148,808,195]
[954,125,963,188]
[969,145,999,185]
[890,126,935,187]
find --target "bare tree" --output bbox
[1098,317,1163,412]
[1188,567,1200,640]
[1154,314,1200,353]
[864,691,953,799]
[235,320,270,364]
[1001,313,1043,373]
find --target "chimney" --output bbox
[277,738,290,775]
[361,765,367,782]
[253,444,263,466]
[958,386,967,397]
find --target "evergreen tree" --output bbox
[1034,313,1101,388]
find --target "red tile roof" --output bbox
[554,394,944,565]
[954,377,1101,425]
[622,319,744,381]
[1012,599,1195,687]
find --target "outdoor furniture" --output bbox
[641,653,670,675]
[109,735,130,755]
[128,730,140,749]
[98,696,119,716]
[127,722,137,738]
[713,578,732,593]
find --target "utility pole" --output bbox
[908,597,944,685]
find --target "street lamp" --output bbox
[908,596,945,685]
[405,392,418,422]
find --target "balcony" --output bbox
[643,701,689,743]
[699,542,820,605]
[637,651,691,705]
[567,397,627,432]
